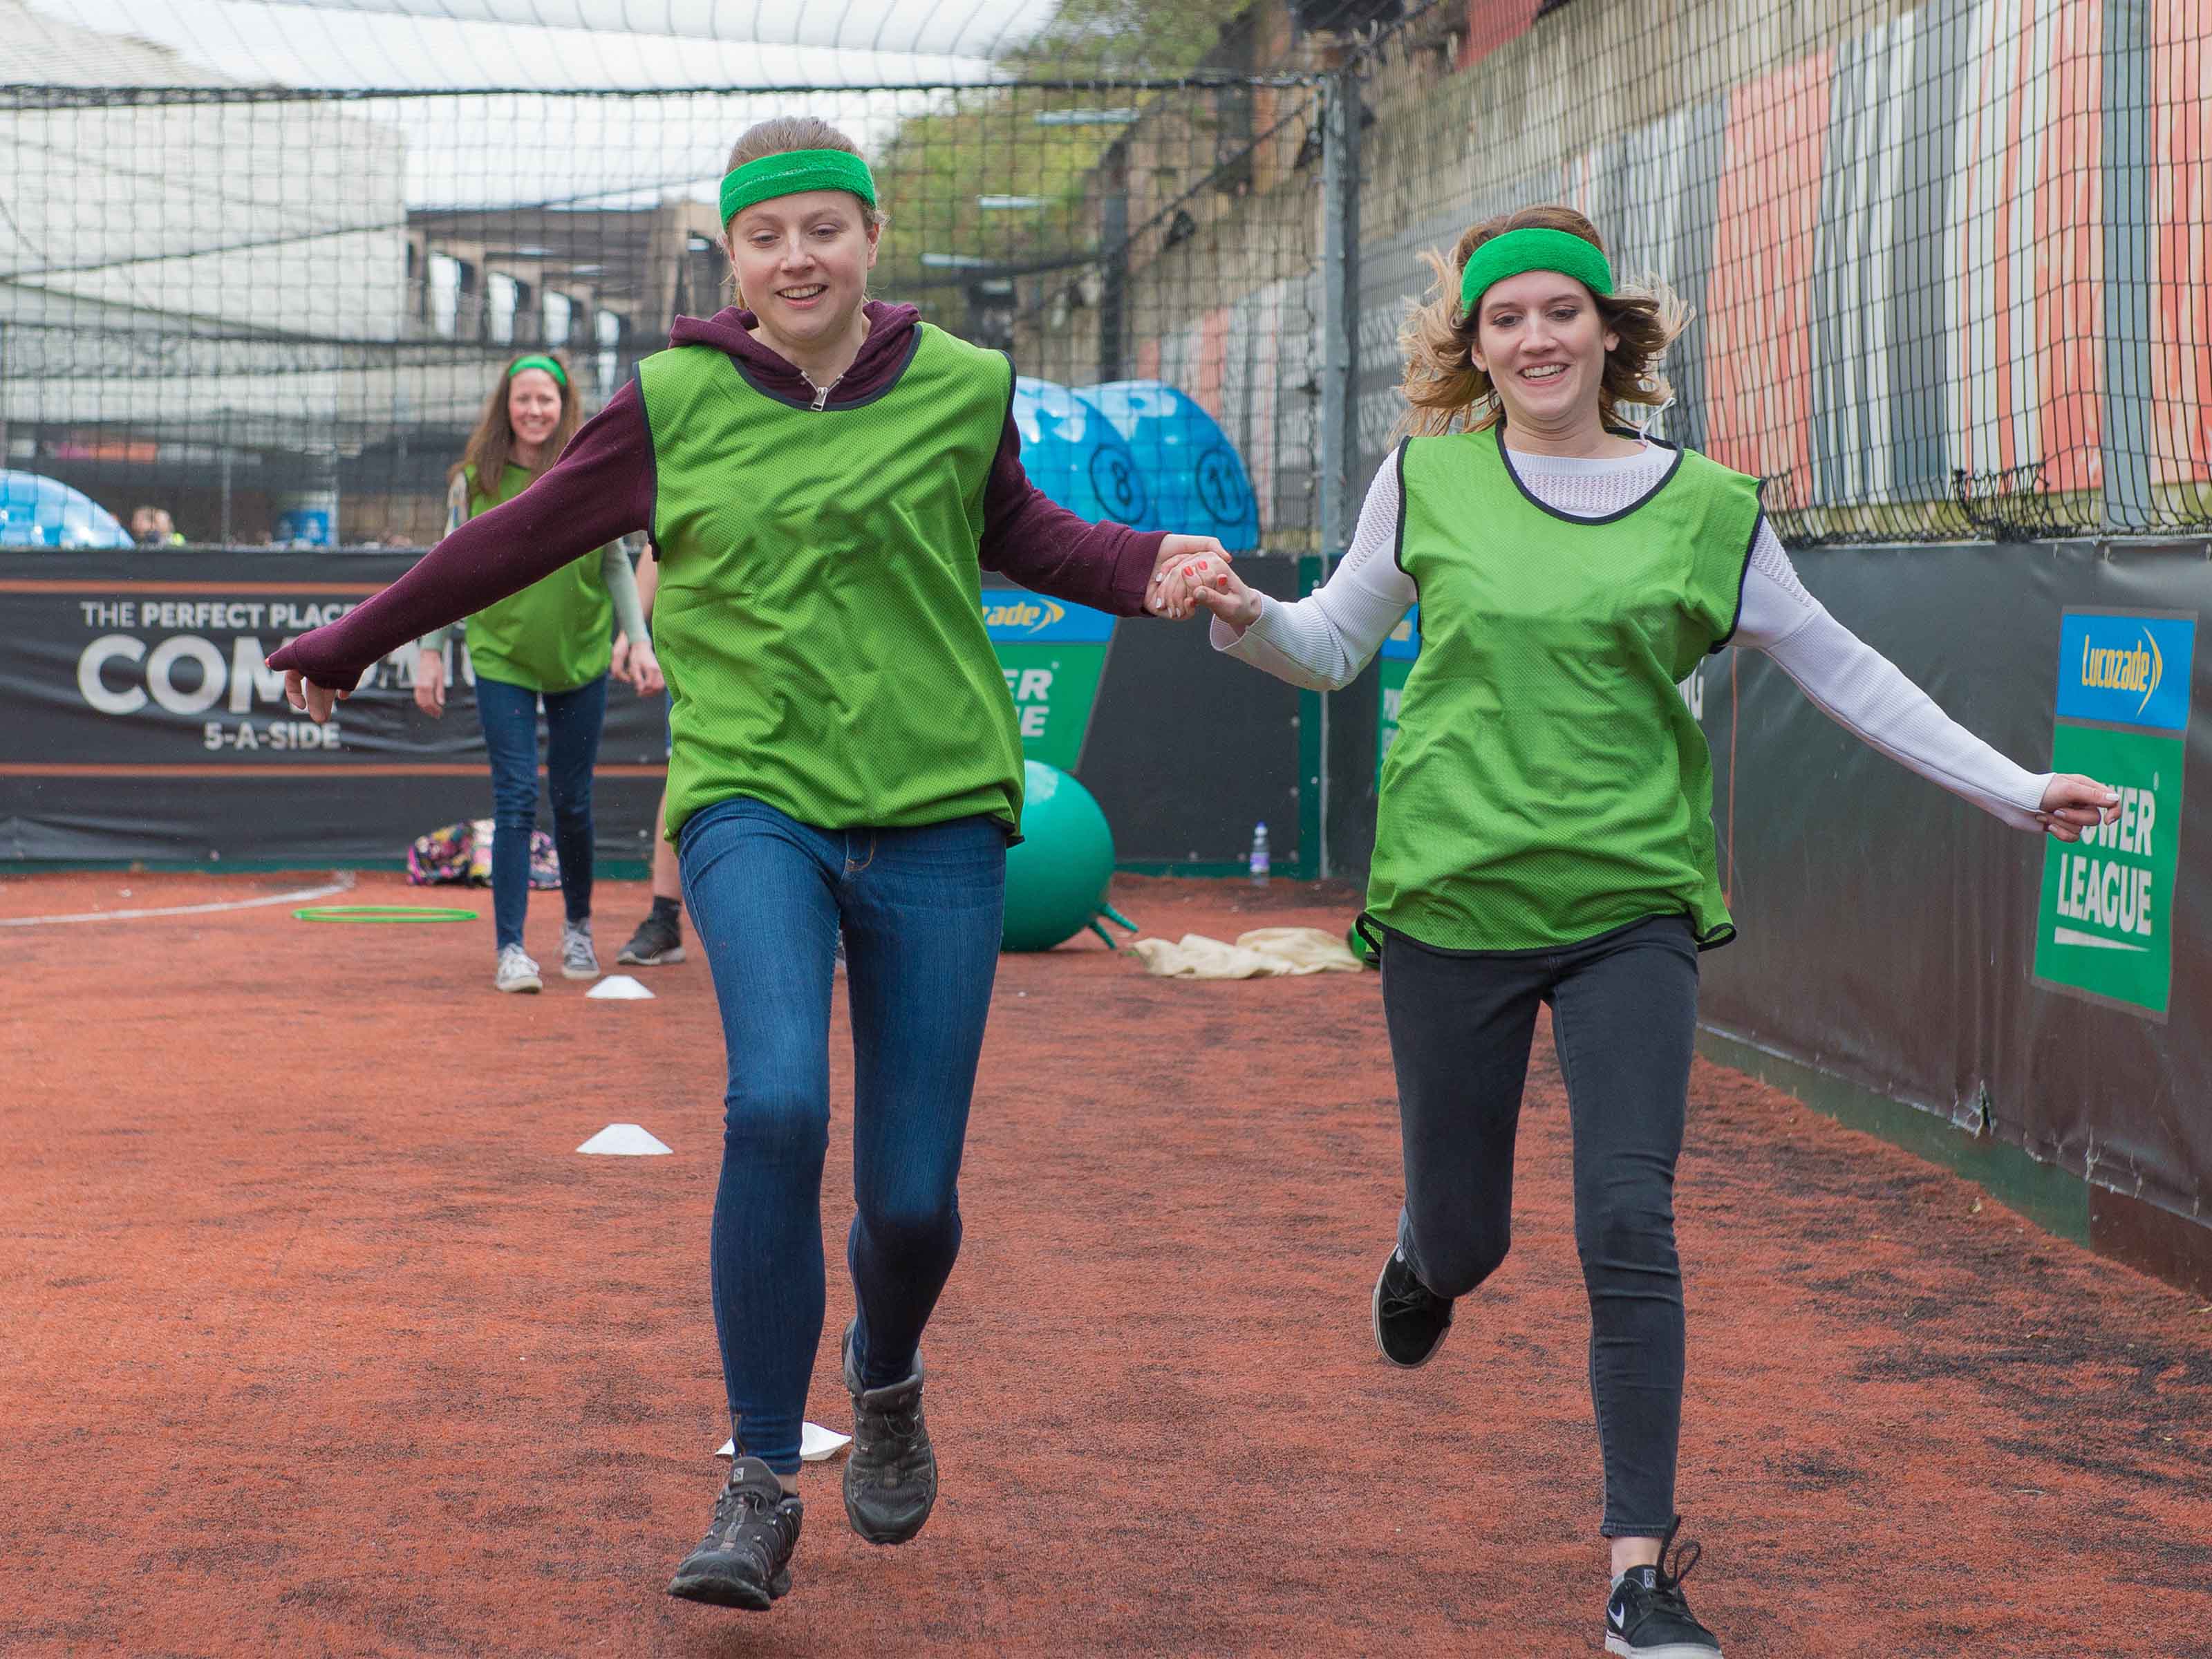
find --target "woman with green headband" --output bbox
[271,115,1227,1613]
[410,352,655,993]
[1183,203,2118,1658]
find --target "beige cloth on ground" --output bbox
[1128,926,1363,979]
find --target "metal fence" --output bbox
[4,0,2210,552]
[1342,0,2212,546]
[0,75,1325,552]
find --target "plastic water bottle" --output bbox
[1248,821,1271,887]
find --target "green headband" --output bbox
[1459,227,1615,316]
[507,355,567,388]
[720,148,877,225]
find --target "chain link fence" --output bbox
[1342,0,2212,545]
[3,0,2209,550]
[1,68,1322,552]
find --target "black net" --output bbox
[4,0,2209,551]
[0,71,1322,552]
[1348,0,2212,544]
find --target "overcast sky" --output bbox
[26,0,1058,88]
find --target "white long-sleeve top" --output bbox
[1214,440,2052,830]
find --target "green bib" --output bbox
[1367,427,1762,951]
[636,322,1022,841]
[459,463,614,693]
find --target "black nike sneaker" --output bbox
[840,1318,937,1545]
[1371,1246,1454,1368]
[666,1456,802,1610]
[1606,1517,1722,1657]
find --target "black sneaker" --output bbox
[617,907,685,966]
[666,1456,802,1611]
[840,1318,937,1545]
[1372,1247,1454,1368]
[1606,1518,1722,1657]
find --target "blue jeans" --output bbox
[678,795,1007,1475]
[474,672,607,951]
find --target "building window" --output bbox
[429,254,462,338]
[487,273,520,345]
[542,291,574,346]
[594,308,622,399]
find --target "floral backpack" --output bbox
[407,818,560,889]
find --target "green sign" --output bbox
[2032,609,2195,1018]
[1377,605,1418,787]
[982,591,1117,773]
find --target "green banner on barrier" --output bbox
[2032,609,2195,1018]
[981,591,1117,773]
[1376,605,1418,787]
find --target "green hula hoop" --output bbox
[293,904,479,924]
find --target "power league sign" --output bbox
[979,589,1116,774]
[2034,609,2195,1019]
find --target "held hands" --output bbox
[413,648,446,718]
[1179,551,1262,633]
[612,634,664,695]
[1147,535,1233,621]
[2036,774,2122,842]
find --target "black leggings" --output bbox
[1380,912,1698,1539]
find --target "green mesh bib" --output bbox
[459,463,614,693]
[636,323,1022,840]
[1366,427,1763,951]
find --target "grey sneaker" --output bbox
[616,907,685,966]
[494,944,541,994]
[841,1318,936,1545]
[666,1456,802,1611]
[560,918,599,980]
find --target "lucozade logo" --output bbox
[982,597,1067,636]
[2077,629,2159,714]
[2057,613,2191,732]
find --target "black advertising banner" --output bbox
[0,552,1309,872]
[0,550,668,865]
[1694,536,2209,1232]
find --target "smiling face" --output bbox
[1470,269,1620,436]
[725,188,880,361]
[505,368,563,458]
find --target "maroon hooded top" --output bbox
[269,302,1170,691]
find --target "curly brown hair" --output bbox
[1394,204,1688,440]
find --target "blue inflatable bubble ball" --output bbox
[0,471,133,550]
[1003,761,1137,953]
[1009,378,1152,527]
[1080,379,1260,553]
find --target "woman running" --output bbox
[271,117,1223,1611]
[411,353,655,992]
[1183,205,2118,1659]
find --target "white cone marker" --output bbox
[577,1123,672,1156]
[716,1423,852,1462]
[586,974,655,1000]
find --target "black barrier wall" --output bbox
[0,550,669,868]
[1689,537,2208,1241]
[0,551,1305,873]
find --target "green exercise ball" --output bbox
[1003,761,1130,952]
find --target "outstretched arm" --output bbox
[978,413,1223,619]
[273,383,656,714]
[1192,449,1413,691]
[1740,531,2117,838]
